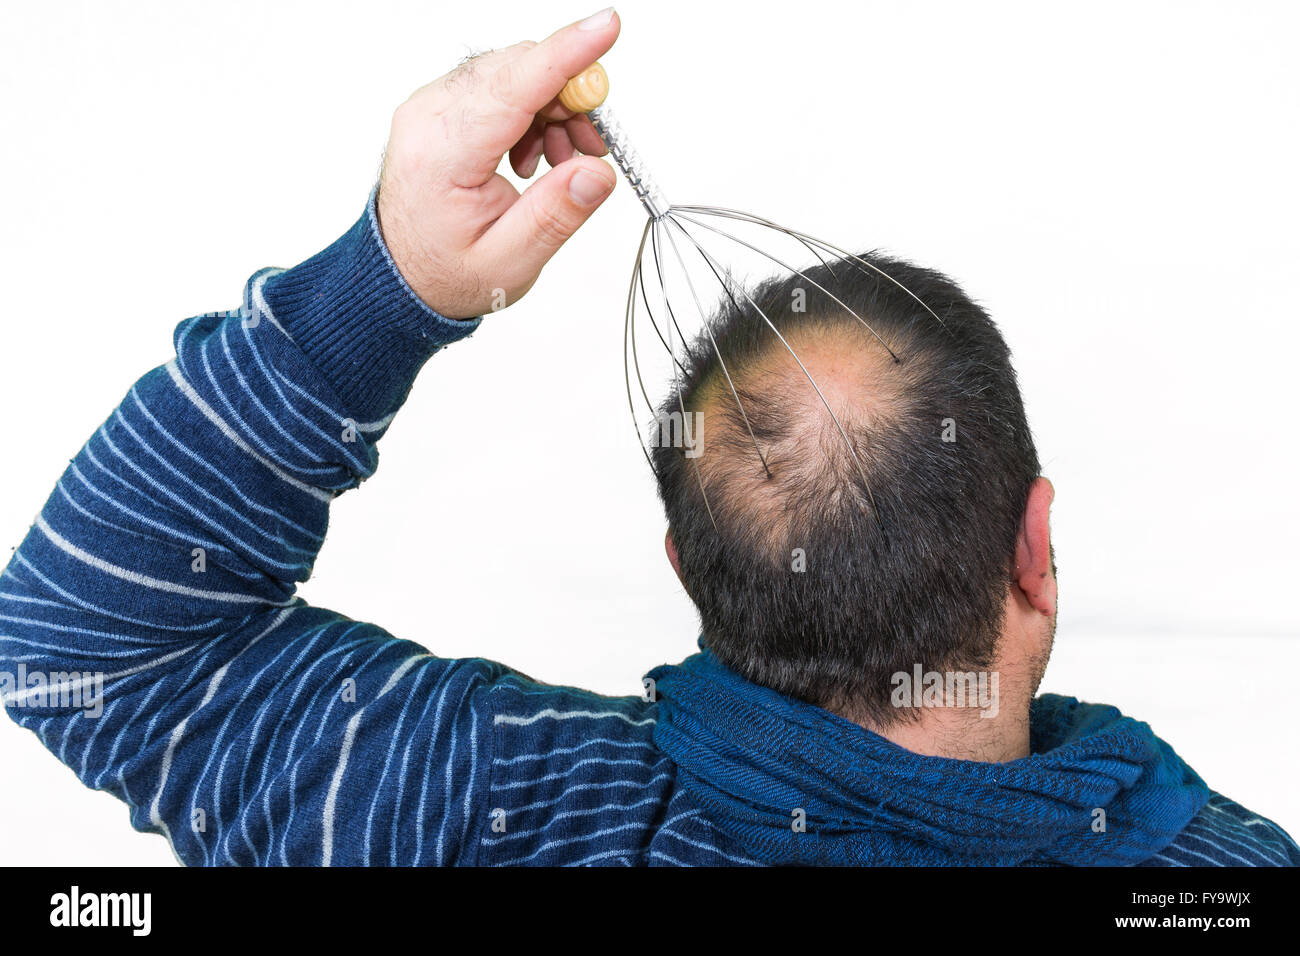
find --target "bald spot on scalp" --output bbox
[689,319,914,553]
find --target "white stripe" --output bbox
[34,513,280,605]
[322,714,361,867]
[148,609,293,848]
[492,736,658,765]
[659,825,761,865]
[1146,851,1186,867]
[248,269,287,335]
[1206,800,1287,831]
[494,708,656,728]
[1178,826,1257,866]
[570,848,637,866]
[356,411,397,433]
[648,849,687,866]
[495,756,664,791]
[484,795,665,844]
[496,819,650,866]
[502,772,674,817]
[1,642,200,706]
[164,360,331,503]
[321,656,425,866]
[378,655,428,697]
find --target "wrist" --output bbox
[260,184,481,424]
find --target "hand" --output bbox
[377,8,621,319]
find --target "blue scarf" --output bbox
[648,649,1209,866]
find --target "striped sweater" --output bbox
[2,186,1295,867]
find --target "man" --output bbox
[1,9,1294,866]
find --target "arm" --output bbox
[0,10,620,866]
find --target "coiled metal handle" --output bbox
[560,63,670,220]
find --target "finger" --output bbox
[478,155,616,283]
[472,10,620,154]
[543,122,578,168]
[499,39,539,59]
[509,115,546,177]
[565,114,607,156]
[509,113,603,179]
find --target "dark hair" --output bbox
[651,253,1040,726]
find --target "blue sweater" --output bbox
[2,187,1296,867]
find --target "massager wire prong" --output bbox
[628,259,656,415]
[636,236,690,381]
[661,215,772,479]
[624,218,657,473]
[629,227,664,417]
[561,66,889,517]
[674,204,949,335]
[681,200,843,281]
[801,234,840,281]
[796,233,952,337]
[672,209,900,363]
[666,217,879,514]
[648,223,704,372]
[652,218,719,531]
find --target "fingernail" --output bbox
[570,168,613,204]
[578,7,615,30]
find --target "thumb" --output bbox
[480,156,616,286]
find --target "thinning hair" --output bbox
[651,253,1040,726]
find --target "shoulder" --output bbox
[482,675,661,757]
[472,676,676,865]
[1140,792,1300,866]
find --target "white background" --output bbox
[0,0,1296,866]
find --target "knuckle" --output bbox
[391,95,420,130]
[389,105,426,163]
[530,203,573,248]
[486,63,518,109]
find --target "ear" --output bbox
[1014,477,1057,616]
[665,529,686,587]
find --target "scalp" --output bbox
[691,318,919,558]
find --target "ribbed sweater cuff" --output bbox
[260,184,481,424]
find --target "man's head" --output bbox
[651,253,1056,733]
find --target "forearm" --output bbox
[0,187,491,862]
[1,186,477,649]
[0,13,622,863]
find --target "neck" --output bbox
[863,696,1032,763]
[841,625,1047,763]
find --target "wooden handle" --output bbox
[559,62,609,113]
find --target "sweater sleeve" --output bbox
[0,185,509,865]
